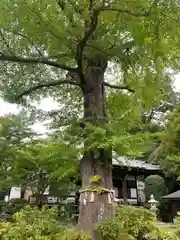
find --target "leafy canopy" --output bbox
[0,0,179,159]
[0,114,33,190]
[0,0,179,100]
[0,114,79,199]
[149,105,180,176]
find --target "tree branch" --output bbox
[76,9,100,84]
[75,5,150,83]
[11,31,44,57]
[77,10,99,60]
[57,0,66,10]
[15,79,80,99]
[104,82,135,93]
[0,52,78,72]
[147,0,160,15]
[99,7,150,17]
[77,5,100,59]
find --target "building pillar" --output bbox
[122,175,128,204]
[135,175,140,205]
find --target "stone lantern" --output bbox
[148,194,158,216]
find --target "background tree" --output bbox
[146,104,180,221]
[144,175,174,222]
[148,104,180,175]
[0,113,33,192]
[0,0,180,231]
[12,140,79,204]
[145,175,167,202]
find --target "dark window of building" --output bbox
[127,180,136,188]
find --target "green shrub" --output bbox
[157,200,172,222]
[61,229,92,240]
[0,205,65,240]
[96,219,130,240]
[1,204,178,240]
[174,212,180,237]
[0,200,7,212]
[4,198,28,215]
[116,205,156,239]
[149,229,180,240]
[59,202,78,224]
[95,205,156,240]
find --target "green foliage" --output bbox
[145,175,167,201]
[96,205,180,239]
[0,0,179,154]
[89,175,101,183]
[158,200,172,223]
[96,205,180,240]
[0,114,34,189]
[12,139,79,198]
[0,206,65,240]
[0,0,180,230]
[143,175,173,222]
[149,229,180,240]
[149,105,180,175]
[86,186,109,194]
[1,204,180,240]
[0,115,79,201]
[5,198,28,214]
[62,229,92,240]
[96,220,129,240]
[59,202,78,224]
[174,212,180,237]
[116,205,156,239]
[0,200,7,208]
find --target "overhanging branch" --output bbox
[0,52,78,72]
[99,7,150,17]
[104,82,135,93]
[15,79,80,99]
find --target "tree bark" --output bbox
[35,192,43,206]
[78,60,115,232]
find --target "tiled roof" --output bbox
[112,156,160,171]
[161,190,180,199]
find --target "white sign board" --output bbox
[4,195,9,202]
[130,188,137,198]
[9,187,21,200]
[113,187,118,198]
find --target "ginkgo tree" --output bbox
[0,0,180,231]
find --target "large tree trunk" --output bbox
[78,60,115,232]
